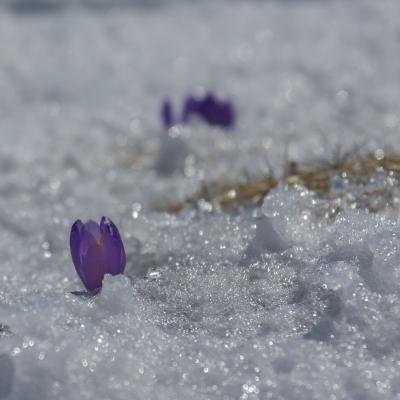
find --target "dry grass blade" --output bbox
[162,152,400,213]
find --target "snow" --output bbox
[1,0,400,399]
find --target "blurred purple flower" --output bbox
[70,217,126,292]
[161,100,174,129]
[162,93,235,130]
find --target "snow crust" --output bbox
[1,0,400,399]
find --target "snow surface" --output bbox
[1,0,400,399]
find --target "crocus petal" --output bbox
[100,216,121,239]
[182,96,199,123]
[218,102,235,128]
[70,219,83,270]
[102,236,126,276]
[199,95,217,125]
[162,100,174,129]
[78,240,106,291]
[181,93,235,129]
[83,220,102,243]
[71,227,103,291]
[198,94,232,128]
[100,216,126,275]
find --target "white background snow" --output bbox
[1,0,400,399]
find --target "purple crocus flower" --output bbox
[161,100,174,129]
[70,217,126,292]
[162,92,235,130]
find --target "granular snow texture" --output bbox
[1,1,400,399]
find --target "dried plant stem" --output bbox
[163,152,400,213]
